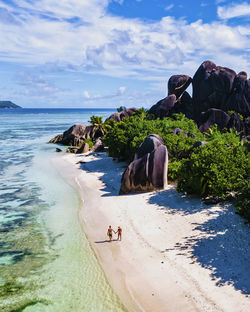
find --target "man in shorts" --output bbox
[107,225,115,242]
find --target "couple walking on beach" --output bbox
[107,225,122,241]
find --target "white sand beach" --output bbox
[53,152,250,312]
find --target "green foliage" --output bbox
[168,161,183,181]
[177,138,249,199]
[89,115,110,137]
[205,126,241,146]
[104,118,115,128]
[89,115,103,125]
[103,113,203,162]
[83,138,94,148]
[227,110,244,120]
[235,181,250,220]
[102,110,249,220]
[227,110,235,116]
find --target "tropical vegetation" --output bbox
[89,109,250,220]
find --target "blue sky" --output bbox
[0,0,249,108]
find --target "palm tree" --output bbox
[89,115,110,137]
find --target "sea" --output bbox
[0,108,126,312]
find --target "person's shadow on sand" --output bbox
[149,189,250,295]
[95,240,119,244]
[95,240,110,243]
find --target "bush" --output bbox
[102,110,250,220]
[83,138,94,149]
[235,181,250,220]
[177,138,249,199]
[103,113,203,162]
[168,161,183,181]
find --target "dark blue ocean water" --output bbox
[0,108,125,312]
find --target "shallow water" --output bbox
[0,109,126,311]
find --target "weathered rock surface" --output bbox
[49,134,63,144]
[173,128,187,136]
[193,61,236,120]
[107,107,137,122]
[148,60,249,135]
[66,147,78,153]
[227,112,245,133]
[222,72,250,116]
[171,91,193,119]
[168,75,192,99]
[244,117,250,137]
[91,138,105,152]
[192,61,250,124]
[76,142,89,154]
[193,141,208,149]
[120,136,168,194]
[148,95,176,118]
[49,124,95,146]
[199,109,231,132]
[134,134,164,160]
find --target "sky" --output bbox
[0,0,249,108]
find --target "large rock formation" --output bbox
[76,142,89,154]
[148,74,193,119]
[91,137,105,152]
[134,134,164,159]
[222,72,250,116]
[50,134,63,144]
[227,112,245,133]
[198,109,248,134]
[199,109,231,132]
[170,91,193,119]
[148,60,249,137]
[148,94,176,118]
[244,117,250,138]
[49,124,95,146]
[168,75,192,99]
[106,107,137,122]
[192,60,237,120]
[120,135,168,194]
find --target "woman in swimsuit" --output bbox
[107,225,115,242]
[117,226,122,241]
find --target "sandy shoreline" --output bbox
[53,152,250,312]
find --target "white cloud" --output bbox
[217,2,250,19]
[16,71,62,97]
[83,86,127,101]
[216,0,227,4]
[118,86,126,94]
[165,4,174,11]
[201,2,208,7]
[83,90,90,98]
[3,0,108,22]
[112,0,124,4]
[0,0,248,83]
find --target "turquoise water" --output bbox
[0,109,126,311]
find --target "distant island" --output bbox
[0,101,22,109]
